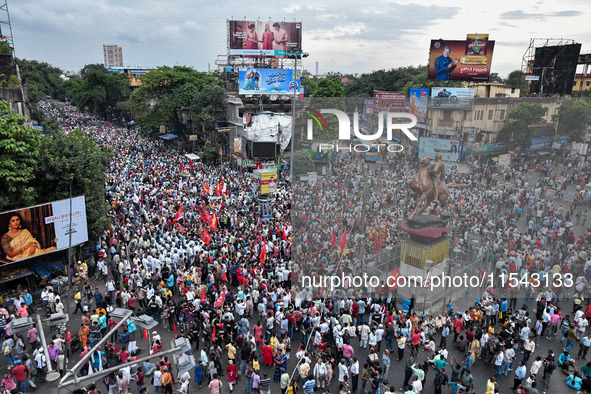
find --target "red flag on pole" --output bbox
[173,321,177,336]
[389,266,401,291]
[203,228,212,245]
[211,326,216,342]
[214,291,226,308]
[189,160,194,171]
[173,205,183,223]
[331,227,336,248]
[203,182,210,194]
[222,271,228,282]
[282,228,288,242]
[259,244,267,265]
[200,288,206,303]
[338,228,347,252]
[180,162,184,172]
[209,212,218,232]
[143,329,149,341]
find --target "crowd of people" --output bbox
[2,99,591,394]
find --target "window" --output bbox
[587,81,590,87]
[443,110,452,120]
[488,110,493,120]
[500,110,505,120]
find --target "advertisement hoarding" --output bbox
[427,36,495,81]
[409,88,429,127]
[233,137,242,152]
[431,87,474,110]
[229,20,302,57]
[373,91,406,110]
[365,99,374,115]
[238,68,301,95]
[419,137,463,163]
[252,169,278,195]
[0,197,88,264]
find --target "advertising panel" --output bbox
[373,91,406,110]
[427,36,495,81]
[431,87,474,110]
[365,99,374,115]
[252,169,278,195]
[409,88,429,127]
[233,137,242,152]
[419,137,463,163]
[0,197,88,264]
[239,68,301,95]
[229,20,302,57]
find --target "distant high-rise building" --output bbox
[103,44,123,68]
[316,62,319,76]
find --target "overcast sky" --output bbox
[9,0,591,79]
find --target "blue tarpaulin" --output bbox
[29,260,64,279]
[158,133,178,140]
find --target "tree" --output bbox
[189,84,227,131]
[65,71,130,119]
[308,79,346,139]
[498,102,546,148]
[557,99,591,141]
[128,66,222,133]
[506,70,525,90]
[16,58,64,105]
[312,79,345,98]
[489,73,503,83]
[0,101,41,210]
[293,149,315,177]
[34,123,113,241]
[80,63,108,78]
[301,77,320,97]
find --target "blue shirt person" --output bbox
[434,46,458,80]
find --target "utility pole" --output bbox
[288,50,308,180]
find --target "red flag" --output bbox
[374,234,381,253]
[338,228,347,252]
[282,228,288,242]
[389,266,401,291]
[203,182,210,194]
[189,160,194,171]
[331,227,336,248]
[222,271,228,282]
[143,329,149,341]
[173,205,183,223]
[200,288,206,303]
[214,291,226,308]
[255,161,263,169]
[173,321,177,336]
[180,162,184,172]
[259,244,267,265]
[209,212,218,232]
[203,228,212,245]
[211,326,216,342]
[214,181,223,196]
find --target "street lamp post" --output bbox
[287,50,308,180]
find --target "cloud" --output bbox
[500,10,545,20]
[553,10,579,17]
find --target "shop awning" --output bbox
[158,133,178,140]
[0,267,33,283]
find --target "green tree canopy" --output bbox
[16,58,64,105]
[0,101,41,210]
[293,149,315,177]
[80,63,108,77]
[557,99,591,141]
[506,70,525,90]
[34,122,113,241]
[498,102,547,148]
[312,79,345,98]
[65,71,130,119]
[128,66,222,133]
[189,84,227,131]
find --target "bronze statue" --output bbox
[406,153,451,219]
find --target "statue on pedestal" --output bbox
[406,153,450,219]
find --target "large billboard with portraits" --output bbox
[427,35,495,81]
[419,137,463,163]
[238,68,301,95]
[431,87,475,110]
[229,20,302,57]
[0,197,88,264]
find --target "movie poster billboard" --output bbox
[229,20,302,57]
[418,137,463,163]
[409,88,429,127]
[0,197,88,264]
[431,87,474,110]
[373,91,406,110]
[239,68,301,95]
[427,35,495,81]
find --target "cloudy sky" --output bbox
[9,0,591,78]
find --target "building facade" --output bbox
[103,44,123,68]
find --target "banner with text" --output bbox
[229,20,302,57]
[409,88,429,127]
[427,36,495,81]
[431,87,474,110]
[239,68,301,95]
[419,137,464,163]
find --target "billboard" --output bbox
[239,68,301,95]
[233,137,242,152]
[419,137,463,163]
[529,43,581,95]
[373,91,406,110]
[229,20,302,57]
[409,88,429,127]
[0,197,88,264]
[431,87,474,110]
[428,35,495,81]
